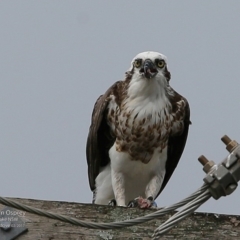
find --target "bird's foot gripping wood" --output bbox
[108,199,117,206]
[128,196,157,209]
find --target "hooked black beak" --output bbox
[140,59,158,79]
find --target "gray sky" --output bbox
[1,1,240,215]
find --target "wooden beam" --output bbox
[0,197,240,239]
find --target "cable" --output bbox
[0,184,209,231]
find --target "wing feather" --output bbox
[86,82,119,190]
[156,93,191,198]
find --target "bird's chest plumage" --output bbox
[107,94,185,163]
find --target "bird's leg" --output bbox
[144,174,163,207]
[145,175,162,199]
[128,174,162,208]
[111,170,126,206]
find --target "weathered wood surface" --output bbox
[0,197,240,240]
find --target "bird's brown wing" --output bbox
[156,93,191,198]
[86,82,119,191]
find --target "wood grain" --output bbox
[0,197,239,240]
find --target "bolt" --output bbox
[198,155,216,173]
[221,135,238,152]
[198,155,209,166]
[226,140,238,153]
[203,160,216,174]
[221,135,231,145]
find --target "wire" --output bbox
[0,183,210,238]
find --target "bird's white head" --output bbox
[128,51,171,82]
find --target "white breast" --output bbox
[109,143,167,203]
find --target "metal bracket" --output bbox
[0,206,28,240]
[198,135,240,200]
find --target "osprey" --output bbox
[86,51,190,208]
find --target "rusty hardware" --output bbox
[198,135,240,200]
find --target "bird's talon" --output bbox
[127,196,157,209]
[127,199,138,208]
[147,196,153,201]
[108,199,117,206]
[147,196,158,208]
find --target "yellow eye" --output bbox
[134,59,142,68]
[156,59,165,68]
